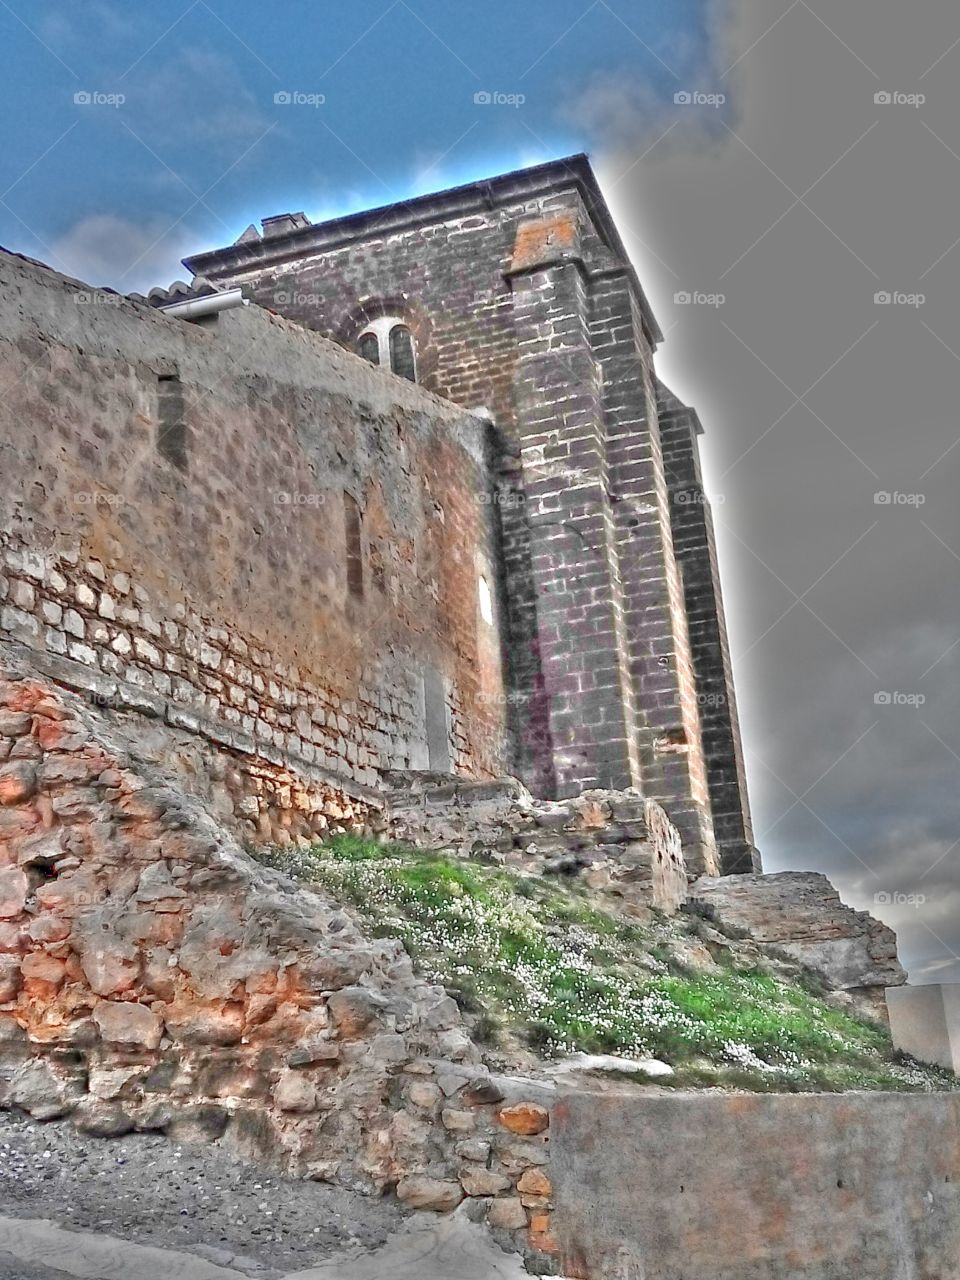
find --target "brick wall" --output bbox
[0,250,510,812]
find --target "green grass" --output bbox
[254,836,957,1093]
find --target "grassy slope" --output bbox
[254,836,956,1093]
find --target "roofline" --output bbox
[182,154,663,345]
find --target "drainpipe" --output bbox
[158,288,247,320]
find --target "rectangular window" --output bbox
[157,373,188,471]
[344,492,363,597]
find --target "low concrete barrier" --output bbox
[887,983,960,1073]
[549,1090,960,1280]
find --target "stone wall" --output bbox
[0,248,510,815]
[0,650,566,1271]
[184,158,732,874]
[548,1089,960,1280]
[384,772,687,915]
[658,380,758,874]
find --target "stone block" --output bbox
[886,983,960,1073]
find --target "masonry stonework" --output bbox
[185,155,752,875]
[0,651,566,1271]
[0,248,509,834]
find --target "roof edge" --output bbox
[182,154,663,345]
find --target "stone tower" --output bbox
[185,154,757,875]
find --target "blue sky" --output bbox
[1,0,711,291]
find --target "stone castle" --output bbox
[0,153,947,1280]
[0,154,755,877]
[183,153,755,877]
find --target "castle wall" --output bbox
[657,382,758,872]
[192,187,574,797]
[0,251,510,814]
[0,651,560,1264]
[189,178,724,871]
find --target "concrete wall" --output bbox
[549,1090,960,1280]
[0,250,510,823]
[888,984,960,1073]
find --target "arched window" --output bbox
[389,324,416,382]
[357,331,380,366]
[356,317,417,382]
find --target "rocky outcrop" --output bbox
[384,771,687,914]
[689,872,905,1016]
[0,648,564,1271]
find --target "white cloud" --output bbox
[128,48,272,148]
[49,214,200,294]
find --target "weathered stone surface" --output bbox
[273,1068,317,1113]
[162,1004,244,1047]
[486,1196,527,1231]
[460,1168,512,1197]
[0,868,28,920]
[73,917,141,997]
[93,1001,163,1050]
[287,1039,341,1067]
[0,762,37,805]
[7,1059,74,1120]
[327,987,385,1039]
[498,1103,549,1136]
[396,1176,464,1212]
[441,1107,475,1133]
[689,872,906,995]
[0,658,524,1203]
[386,778,688,918]
[73,1098,135,1137]
[19,951,65,987]
[0,955,22,1001]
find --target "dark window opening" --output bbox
[389,324,416,382]
[357,332,380,366]
[344,492,364,597]
[157,373,188,472]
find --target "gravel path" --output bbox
[0,1111,405,1277]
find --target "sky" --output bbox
[2,0,959,981]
